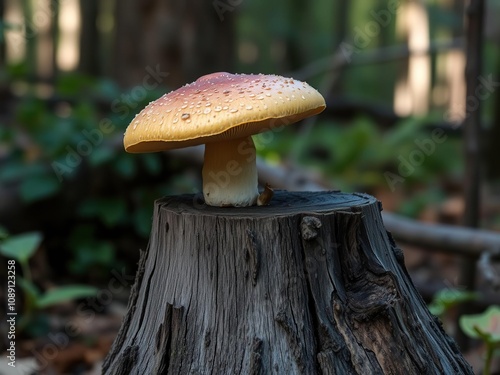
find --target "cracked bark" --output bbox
[103,191,472,374]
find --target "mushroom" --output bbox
[123,72,325,207]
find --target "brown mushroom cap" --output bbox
[124,72,326,153]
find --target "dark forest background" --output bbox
[0,0,499,373]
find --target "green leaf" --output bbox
[78,198,126,226]
[20,175,61,203]
[7,62,29,80]
[89,146,115,167]
[17,277,41,314]
[433,288,478,309]
[77,199,101,218]
[0,161,46,183]
[460,306,500,344]
[0,232,42,263]
[428,302,445,317]
[429,288,478,318]
[0,161,25,182]
[134,205,153,238]
[56,73,94,96]
[142,154,162,175]
[36,285,98,309]
[95,78,121,100]
[68,237,115,274]
[99,199,127,226]
[114,154,136,178]
[17,277,41,299]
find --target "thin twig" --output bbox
[458,0,485,350]
[291,38,464,81]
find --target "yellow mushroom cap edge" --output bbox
[123,72,326,153]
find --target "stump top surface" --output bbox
[158,190,376,217]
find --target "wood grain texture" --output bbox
[103,191,473,374]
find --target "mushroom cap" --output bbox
[124,72,326,153]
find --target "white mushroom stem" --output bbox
[203,136,259,207]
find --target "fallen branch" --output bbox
[381,213,500,259]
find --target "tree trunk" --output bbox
[112,0,235,89]
[0,0,4,65]
[103,191,472,374]
[79,0,100,76]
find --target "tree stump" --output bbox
[103,191,473,374]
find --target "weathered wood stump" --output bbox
[103,191,473,374]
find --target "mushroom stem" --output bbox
[203,136,259,207]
